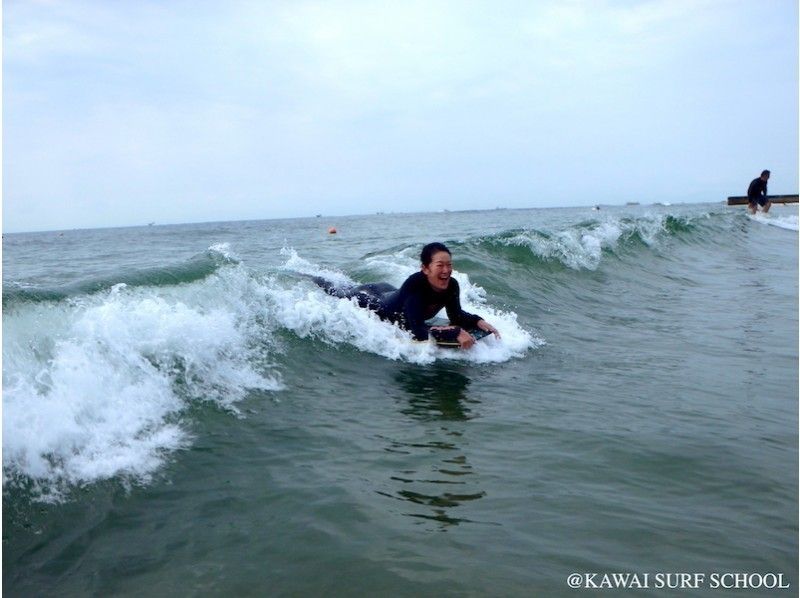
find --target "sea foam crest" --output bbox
[501,214,675,270]
[277,249,539,364]
[749,211,799,231]
[208,242,238,261]
[3,266,281,500]
[279,247,355,288]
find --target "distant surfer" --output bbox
[313,242,500,349]
[747,170,771,215]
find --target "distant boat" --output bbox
[626,202,640,206]
[147,222,155,226]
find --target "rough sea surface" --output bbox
[3,203,798,596]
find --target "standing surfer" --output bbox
[747,170,771,215]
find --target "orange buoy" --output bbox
[328,226,337,234]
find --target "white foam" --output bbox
[361,248,419,286]
[3,266,281,499]
[264,284,438,362]
[279,247,355,288]
[749,212,799,231]
[277,250,540,364]
[208,242,238,260]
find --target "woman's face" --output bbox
[422,251,453,291]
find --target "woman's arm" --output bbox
[445,280,501,342]
[401,293,432,341]
[444,279,482,328]
[476,319,501,339]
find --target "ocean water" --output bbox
[3,202,797,596]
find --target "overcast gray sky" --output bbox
[4,0,798,233]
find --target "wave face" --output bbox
[2,204,795,500]
[3,244,236,306]
[459,211,730,271]
[3,245,281,500]
[3,241,538,499]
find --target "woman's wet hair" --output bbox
[420,242,451,265]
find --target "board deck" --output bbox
[427,317,491,348]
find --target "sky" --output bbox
[3,0,798,233]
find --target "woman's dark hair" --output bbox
[420,242,451,265]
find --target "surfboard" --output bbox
[427,317,491,348]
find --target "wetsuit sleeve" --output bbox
[444,279,482,329]
[401,292,432,341]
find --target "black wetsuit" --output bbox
[314,272,483,342]
[747,177,768,206]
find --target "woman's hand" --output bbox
[457,328,476,349]
[477,319,501,339]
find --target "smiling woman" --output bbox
[313,242,500,349]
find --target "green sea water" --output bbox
[3,203,798,596]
